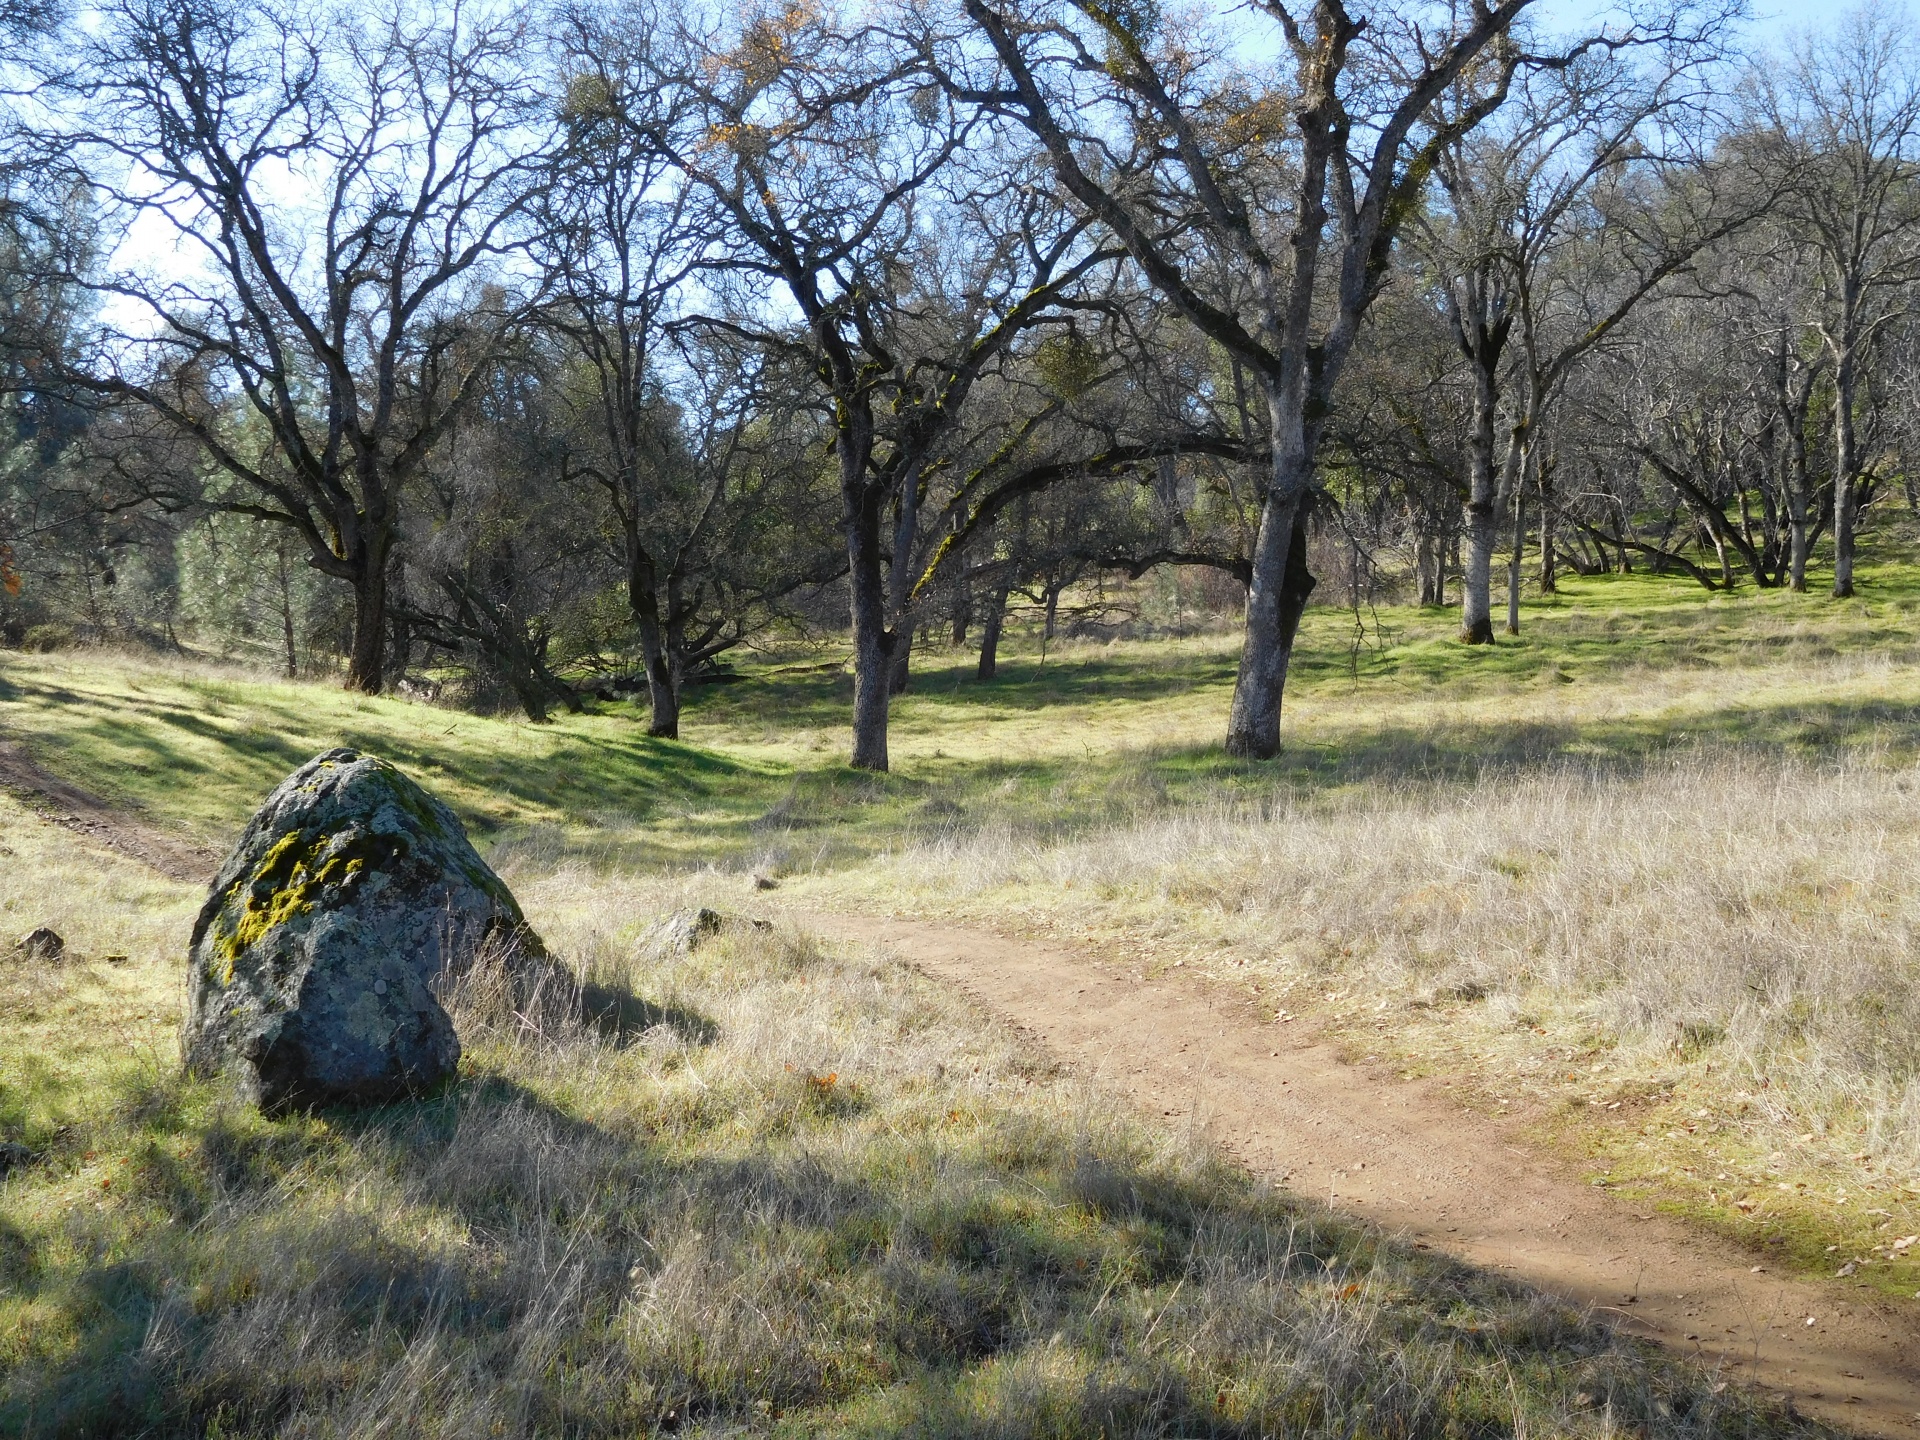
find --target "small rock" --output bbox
[646,907,772,955]
[182,749,545,1113]
[0,1141,37,1177]
[752,874,779,891]
[14,928,64,963]
[103,953,130,965]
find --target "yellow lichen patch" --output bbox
[213,829,374,983]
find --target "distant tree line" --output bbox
[1,0,1916,764]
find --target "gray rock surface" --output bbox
[644,908,772,956]
[182,748,542,1111]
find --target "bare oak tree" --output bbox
[622,0,1112,768]
[45,0,551,691]
[1422,20,1742,642]
[963,0,1602,756]
[1749,3,1920,598]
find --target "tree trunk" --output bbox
[1458,370,1500,644]
[1786,420,1811,593]
[1452,296,1510,646]
[1832,353,1857,599]
[1460,492,1496,643]
[884,466,922,699]
[847,478,891,771]
[347,550,388,694]
[1043,586,1059,642]
[1505,481,1524,637]
[536,637,583,716]
[1225,432,1315,761]
[275,542,298,679]
[1415,527,1440,606]
[626,543,680,740]
[280,603,298,679]
[385,561,414,683]
[1538,500,1557,595]
[510,681,551,724]
[1710,523,1732,587]
[636,606,679,740]
[949,570,970,646]
[887,628,913,696]
[977,584,1007,681]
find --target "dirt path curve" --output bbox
[0,740,217,884]
[794,910,1920,1439]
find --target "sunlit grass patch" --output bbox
[6,555,1920,881]
[0,650,792,864]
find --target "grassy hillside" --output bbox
[5,558,1920,868]
[3,554,1920,1431]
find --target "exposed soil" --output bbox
[0,740,219,884]
[795,911,1920,1440]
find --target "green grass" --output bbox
[5,549,1920,883]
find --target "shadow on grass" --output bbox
[690,652,1240,737]
[0,1052,1822,1440]
[577,981,719,1048]
[687,561,1920,746]
[0,666,795,852]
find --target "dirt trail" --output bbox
[796,911,1920,1440]
[0,741,217,884]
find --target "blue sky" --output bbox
[1529,0,1869,49]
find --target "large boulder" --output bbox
[182,748,542,1112]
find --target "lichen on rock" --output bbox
[182,748,543,1112]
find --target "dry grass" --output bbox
[803,748,1920,1290]
[5,556,1920,1423]
[0,806,1814,1438]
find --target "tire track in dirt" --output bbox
[795,910,1920,1440]
[0,740,218,884]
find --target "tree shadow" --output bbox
[1,1059,1828,1440]
[576,981,718,1048]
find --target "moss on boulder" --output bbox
[182,748,543,1112]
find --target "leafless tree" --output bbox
[40,0,554,691]
[615,0,1116,769]
[1748,2,1920,598]
[961,0,1672,756]
[542,15,705,735]
[1420,21,1742,642]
